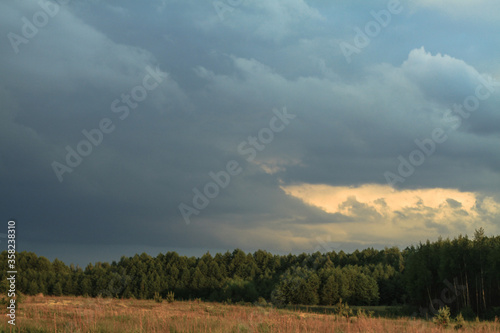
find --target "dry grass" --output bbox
[2,295,500,332]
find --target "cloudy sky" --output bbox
[1,0,500,266]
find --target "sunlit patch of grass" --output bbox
[2,296,500,332]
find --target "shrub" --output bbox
[255,297,267,307]
[356,308,366,318]
[454,312,465,330]
[433,306,451,328]
[334,298,353,318]
[166,291,175,303]
[154,291,163,303]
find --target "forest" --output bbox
[1,229,499,320]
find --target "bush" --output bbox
[154,291,163,303]
[454,312,465,330]
[334,298,353,318]
[356,308,366,318]
[255,297,267,307]
[166,291,175,303]
[433,306,451,328]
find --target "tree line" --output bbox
[1,229,499,319]
[404,228,500,319]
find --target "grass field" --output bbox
[283,304,401,318]
[2,295,500,332]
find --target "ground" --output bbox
[2,296,499,332]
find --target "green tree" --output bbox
[52,282,63,296]
[27,280,39,295]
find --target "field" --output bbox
[2,296,500,333]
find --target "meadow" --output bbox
[2,295,500,333]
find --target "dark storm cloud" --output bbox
[1,0,499,265]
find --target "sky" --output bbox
[1,0,500,266]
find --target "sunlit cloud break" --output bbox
[282,183,500,245]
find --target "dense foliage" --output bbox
[1,230,499,318]
[404,229,500,319]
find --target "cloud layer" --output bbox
[1,0,499,265]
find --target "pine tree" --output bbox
[52,282,63,296]
[27,280,39,295]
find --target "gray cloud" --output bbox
[1,0,499,265]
